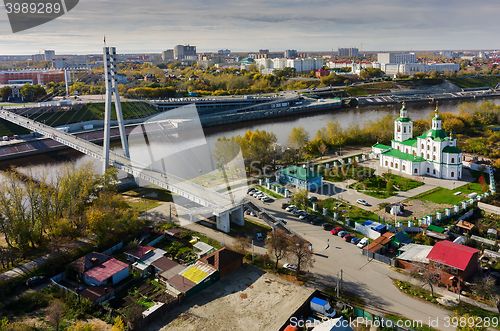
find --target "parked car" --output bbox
[351,237,361,245]
[357,237,369,248]
[322,223,333,231]
[26,275,47,287]
[256,233,264,241]
[311,218,323,225]
[257,195,267,200]
[338,231,349,238]
[283,263,298,271]
[277,218,287,225]
[331,227,343,235]
[247,188,256,194]
[263,196,273,202]
[344,234,354,242]
[305,214,315,221]
[281,202,290,209]
[356,199,369,206]
[286,205,296,212]
[298,213,310,220]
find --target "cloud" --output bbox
[0,0,498,53]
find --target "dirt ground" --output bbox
[145,265,314,331]
[375,199,453,221]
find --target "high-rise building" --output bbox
[44,50,55,61]
[218,49,231,56]
[173,45,196,60]
[162,49,174,61]
[338,48,359,57]
[31,54,44,61]
[377,52,417,64]
[284,49,297,58]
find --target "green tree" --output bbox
[0,86,12,101]
[386,179,394,196]
[287,126,310,150]
[20,83,34,101]
[291,188,309,210]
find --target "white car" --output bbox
[285,205,296,212]
[263,196,272,202]
[357,237,369,248]
[283,263,297,271]
[356,199,369,206]
[298,213,309,220]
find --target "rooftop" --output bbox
[200,247,245,270]
[74,252,110,274]
[398,244,433,264]
[151,256,179,273]
[84,258,129,282]
[278,166,322,181]
[125,246,154,260]
[181,261,217,284]
[372,143,391,150]
[167,274,196,292]
[417,129,448,141]
[442,146,462,154]
[381,148,425,162]
[426,241,479,271]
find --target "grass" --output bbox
[382,173,424,191]
[395,280,442,304]
[121,185,173,212]
[255,185,284,199]
[361,190,397,199]
[243,253,308,286]
[448,76,500,89]
[417,187,466,205]
[452,302,500,328]
[323,165,376,183]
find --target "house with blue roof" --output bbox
[372,102,463,180]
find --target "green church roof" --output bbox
[395,117,411,122]
[417,129,448,141]
[373,143,391,150]
[442,146,462,154]
[381,148,425,162]
[400,139,418,147]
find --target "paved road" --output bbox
[0,236,94,281]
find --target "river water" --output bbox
[2,97,499,176]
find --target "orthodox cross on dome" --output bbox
[435,101,439,117]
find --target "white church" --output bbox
[372,102,463,179]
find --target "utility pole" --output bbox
[340,269,343,297]
[252,240,254,264]
[336,272,340,297]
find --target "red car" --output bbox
[330,227,343,235]
[344,234,354,242]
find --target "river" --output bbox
[1,97,499,177]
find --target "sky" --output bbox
[0,0,499,55]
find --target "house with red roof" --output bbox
[83,257,130,287]
[426,241,480,288]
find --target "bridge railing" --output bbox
[0,109,244,213]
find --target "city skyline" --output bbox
[0,0,499,55]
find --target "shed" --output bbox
[470,235,496,247]
[193,241,215,259]
[199,247,244,277]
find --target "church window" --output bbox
[433,169,436,175]
[403,165,406,171]
[385,161,388,166]
[404,127,406,133]
[397,126,400,132]
[391,162,394,167]
[458,171,460,177]
[427,168,430,173]
[451,172,454,178]
[427,154,430,159]
[451,158,455,163]
[413,151,416,156]
[421,152,424,157]
[421,144,424,149]
[433,155,436,161]
[406,149,408,153]
[414,169,418,174]
[395,163,398,169]
[427,145,430,150]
